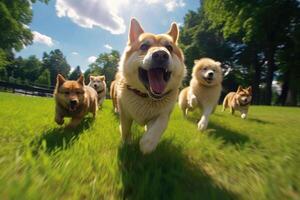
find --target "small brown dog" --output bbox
[222,86,252,119]
[88,75,106,107]
[178,58,223,131]
[54,74,98,128]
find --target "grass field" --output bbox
[0,92,299,200]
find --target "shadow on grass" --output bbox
[31,117,94,154]
[118,139,238,200]
[186,114,251,146]
[247,118,272,124]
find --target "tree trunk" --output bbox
[286,88,298,106]
[265,47,276,105]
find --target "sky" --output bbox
[18,0,199,72]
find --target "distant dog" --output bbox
[113,18,186,154]
[88,75,106,107]
[178,58,223,131]
[222,86,252,119]
[54,74,98,128]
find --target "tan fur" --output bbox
[222,86,252,119]
[54,74,98,128]
[110,73,121,113]
[178,58,223,131]
[88,75,107,107]
[113,18,186,154]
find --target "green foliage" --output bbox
[0,92,300,199]
[86,50,120,88]
[68,66,82,80]
[35,69,50,87]
[43,49,71,85]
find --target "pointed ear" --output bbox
[56,74,65,87]
[167,22,179,43]
[77,74,84,85]
[129,18,144,44]
[237,85,243,92]
[247,86,252,94]
[100,75,105,81]
[194,60,199,65]
[89,75,94,81]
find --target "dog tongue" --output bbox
[147,68,166,94]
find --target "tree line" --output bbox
[0,0,299,105]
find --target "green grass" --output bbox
[0,92,300,200]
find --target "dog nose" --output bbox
[152,50,169,65]
[70,100,77,106]
[94,84,97,87]
[208,72,214,77]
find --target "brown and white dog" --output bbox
[113,18,186,154]
[178,58,223,131]
[222,86,252,119]
[88,75,106,107]
[54,74,98,128]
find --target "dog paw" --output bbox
[139,136,158,154]
[55,118,64,125]
[241,113,247,119]
[197,120,208,131]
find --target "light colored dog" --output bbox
[54,74,98,128]
[114,18,186,154]
[222,86,252,119]
[178,58,223,131]
[88,75,106,107]
[110,73,121,113]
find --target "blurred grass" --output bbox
[0,92,299,199]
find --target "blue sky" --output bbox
[18,0,199,71]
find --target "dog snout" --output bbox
[70,100,78,106]
[208,71,214,78]
[152,50,169,65]
[94,84,97,88]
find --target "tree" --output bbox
[43,49,71,85]
[86,50,120,89]
[69,66,82,80]
[35,69,50,87]
[0,0,48,69]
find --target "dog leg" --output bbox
[67,117,82,128]
[188,91,197,108]
[198,106,213,131]
[55,114,64,125]
[140,114,169,154]
[119,111,133,143]
[230,107,235,115]
[99,97,105,107]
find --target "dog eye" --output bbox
[140,44,150,51]
[165,44,173,52]
[203,67,207,71]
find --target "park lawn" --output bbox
[0,91,299,200]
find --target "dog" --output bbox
[113,18,186,154]
[54,74,98,128]
[178,58,223,131]
[88,75,106,107]
[222,86,252,119]
[110,72,121,113]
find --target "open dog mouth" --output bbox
[138,67,171,99]
[69,104,78,112]
[204,77,214,83]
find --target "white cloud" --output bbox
[87,56,97,63]
[104,44,113,50]
[32,31,54,47]
[145,0,185,11]
[55,0,126,34]
[71,52,79,55]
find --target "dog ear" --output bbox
[247,86,252,95]
[56,74,65,87]
[237,85,243,92]
[100,75,105,81]
[129,18,144,44]
[77,74,84,85]
[194,60,199,65]
[90,75,94,81]
[167,23,179,43]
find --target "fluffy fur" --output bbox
[222,86,252,119]
[178,58,223,131]
[113,18,186,154]
[54,74,98,128]
[88,75,106,107]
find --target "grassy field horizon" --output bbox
[0,92,299,199]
